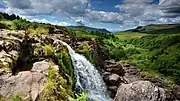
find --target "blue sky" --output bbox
[0,0,180,32]
[91,0,122,12]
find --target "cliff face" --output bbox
[0,29,75,101]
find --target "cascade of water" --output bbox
[59,40,111,101]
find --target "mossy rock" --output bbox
[76,42,94,63]
[55,46,74,77]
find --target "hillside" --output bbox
[114,30,180,85]
[68,26,111,33]
[124,24,180,34]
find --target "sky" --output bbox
[0,0,180,32]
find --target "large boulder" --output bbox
[0,61,58,101]
[0,71,47,101]
[114,81,173,101]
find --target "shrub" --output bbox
[0,14,3,20]
[109,46,126,61]
[97,38,127,61]
[125,48,140,56]
[13,19,29,30]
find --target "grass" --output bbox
[39,65,74,101]
[0,95,22,101]
[75,30,97,41]
[44,44,54,57]
[144,24,180,30]
[75,92,88,101]
[115,32,147,40]
[27,27,49,35]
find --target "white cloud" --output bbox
[114,0,180,27]
[29,18,71,26]
[86,10,123,23]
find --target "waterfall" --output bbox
[59,40,111,101]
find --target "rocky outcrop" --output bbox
[0,61,58,101]
[0,30,23,74]
[104,60,125,76]
[0,29,75,101]
[103,60,126,98]
[122,63,141,83]
[114,81,173,101]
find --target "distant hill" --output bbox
[67,26,111,33]
[126,24,180,34]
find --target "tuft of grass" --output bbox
[75,92,88,101]
[44,44,54,57]
[10,96,21,101]
[27,27,49,35]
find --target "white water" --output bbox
[60,40,111,101]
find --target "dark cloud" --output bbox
[8,0,31,9]
[159,0,180,15]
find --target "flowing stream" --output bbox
[60,40,111,101]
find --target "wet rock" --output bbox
[103,72,111,77]
[114,81,173,101]
[103,72,111,82]
[108,74,121,86]
[108,86,118,98]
